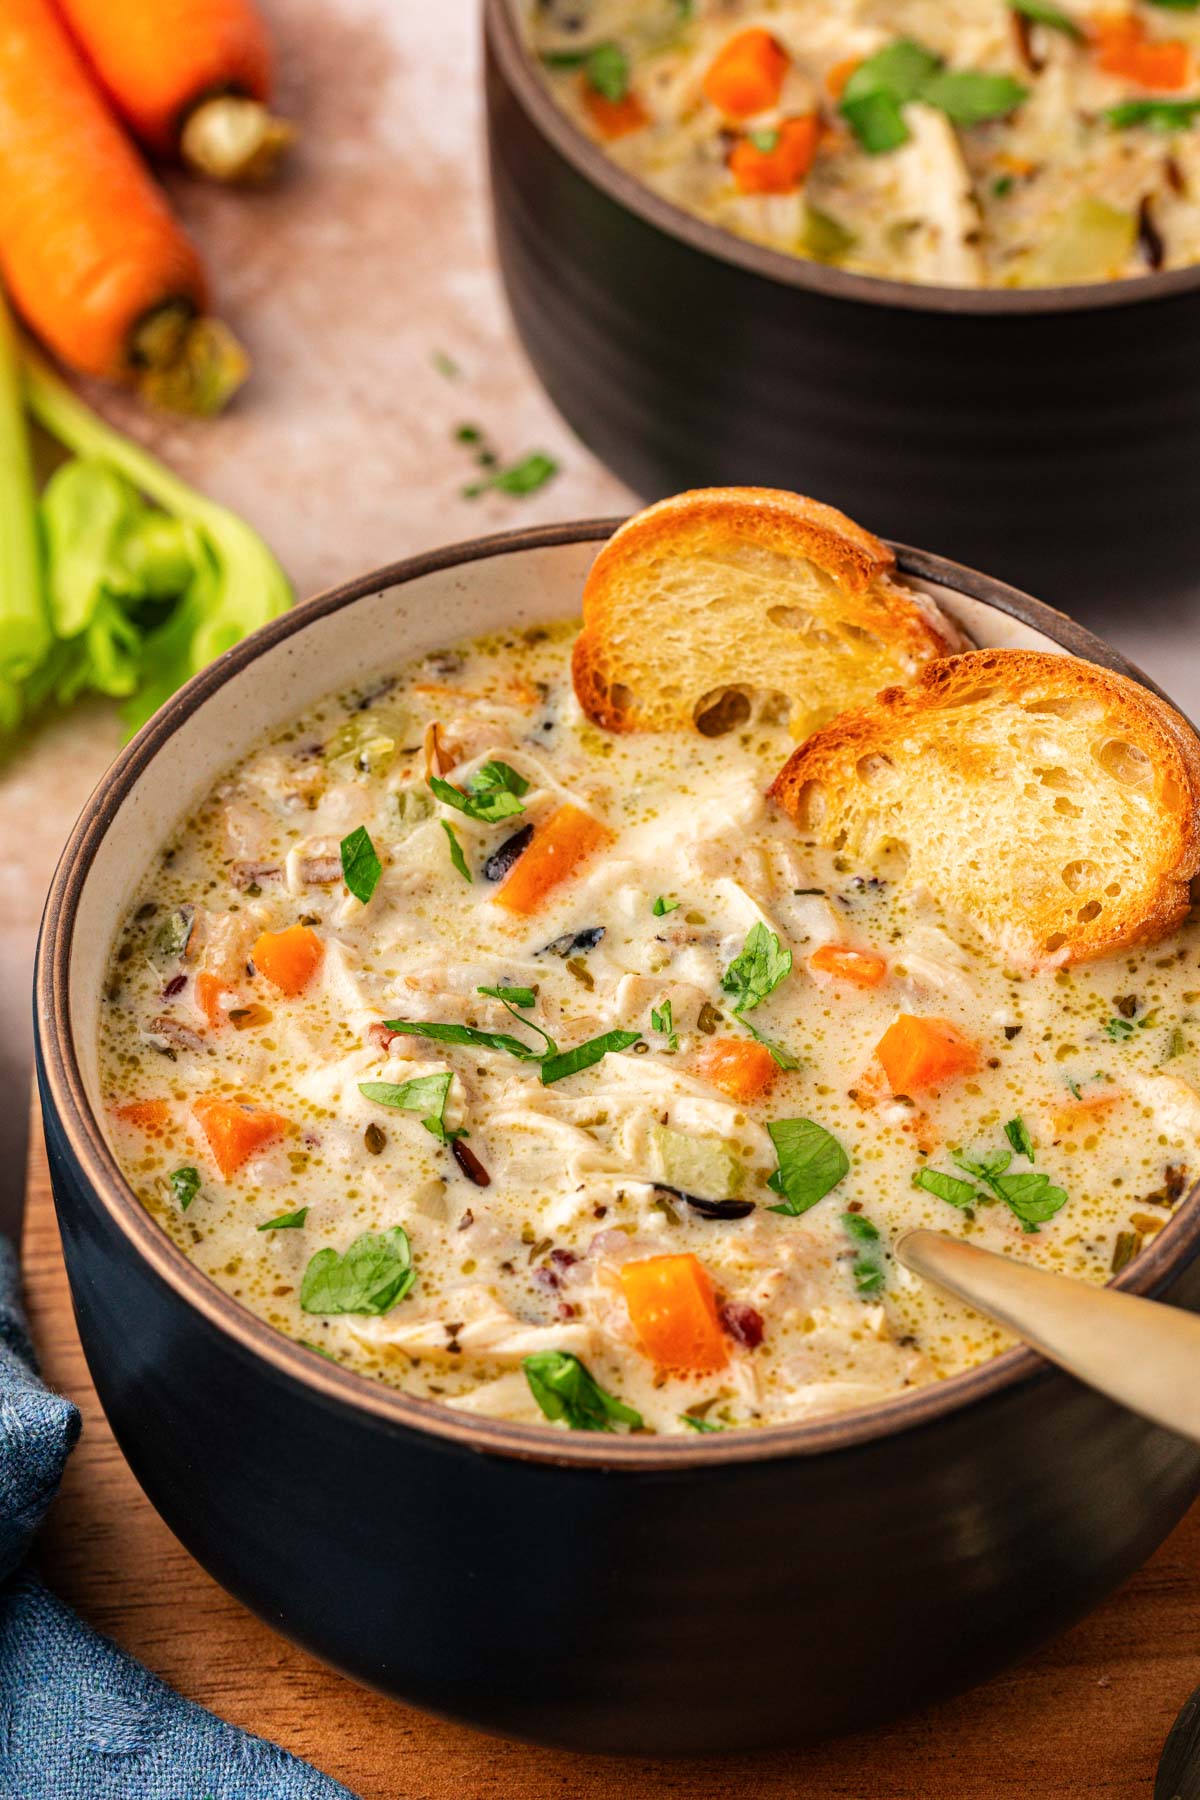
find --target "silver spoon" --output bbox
[895,1229,1200,1444]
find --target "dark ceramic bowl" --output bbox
[34,521,1200,1755]
[485,0,1200,611]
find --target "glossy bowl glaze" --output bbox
[34,521,1200,1753]
[485,0,1200,611]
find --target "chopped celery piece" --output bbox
[1015,198,1136,287]
[650,1123,744,1198]
[0,291,46,684]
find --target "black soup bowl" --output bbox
[485,0,1200,612]
[34,519,1200,1754]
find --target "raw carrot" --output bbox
[55,0,293,181]
[1093,16,1190,89]
[194,970,227,1028]
[581,77,649,140]
[695,1036,778,1103]
[875,1015,980,1095]
[809,943,888,988]
[619,1254,729,1374]
[703,28,789,119]
[729,114,819,195]
[493,804,612,915]
[113,1097,170,1129]
[193,1094,286,1177]
[0,0,245,410]
[252,924,323,996]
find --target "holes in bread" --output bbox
[1105,881,1122,896]
[1036,767,1075,792]
[840,623,883,654]
[1054,795,1084,818]
[1025,697,1103,721]
[856,753,896,788]
[610,682,633,712]
[1062,859,1100,894]
[694,686,751,736]
[937,686,999,710]
[1044,931,1067,953]
[791,780,827,830]
[1076,900,1103,923]
[765,605,838,649]
[1095,738,1153,789]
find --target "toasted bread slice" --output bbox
[769,649,1200,967]
[572,488,965,738]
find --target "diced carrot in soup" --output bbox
[581,78,649,140]
[619,1254,729,1374]
[193,1096,287,1178]
[703,28,789,118]
[494,804,612,915]
[695,1036,778,1102]
[1093,17,1190,88]
[113,1098,170,1130]
[825,56,860,100]
[252,924,323,996]
[876,1015,980,1094]
[809,943,888,988]
[194,970,227,1028]
[729,114,819,195]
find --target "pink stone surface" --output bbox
[0,0,631,1194]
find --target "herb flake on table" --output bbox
[522,1350,643,1431]
[340,824,381,905]
[300,1226,415,1316]
[766,1118,850,1216]
[463,452,560,501]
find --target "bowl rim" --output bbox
[484,0,1200,319]
[35,516,1200,1471]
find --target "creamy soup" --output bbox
[99,615,1200,1436]
[526,0,1200,286]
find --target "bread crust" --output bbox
[573,488,963,734]
[770,649,1200,966]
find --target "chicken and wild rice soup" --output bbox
[526,0,1200,286]
[96,591,1200,1437]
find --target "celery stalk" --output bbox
[0,294,46,681]
[23,350,292,730]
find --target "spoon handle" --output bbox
[896,1229,1200,1443]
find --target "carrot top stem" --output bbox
[180,94,295,183]
[132,313,249,417]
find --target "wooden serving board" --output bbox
[20,1111,1200,1799]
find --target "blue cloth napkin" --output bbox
[0,1239,359,1799]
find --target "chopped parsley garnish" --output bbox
[168,1165,201,1211]
[843,1212,885,1295]
[766,1117,849,1217]
[383,1009,641,1087]
[1108,97,1200,132]
[300,1339,337,1361]
[952,1147,1068,1232]
[719,923,798,1067]
[429,760,528,825]
[1105,1016,1136,1040]
[464,451,560,501]
[1004,1116,1035,1161]
[258,1206,309,1231]
[652,894,680,916]
[1009,0,1084,36]
[477,983,537,1007]
[584,40,630,100]
[300,1226,415,1316]
[912,1166,978,1208]
[339,824,382,905]
[681,1413,725,1433]
[441,819,472,883]
[522,1350,642,1432]
[539,1030,642,1086]
[840,38,1027,153]
[651,998,679,1052]
[722,922,792,1015]
[360,1072,461,1143]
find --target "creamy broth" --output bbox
[526,0,1200,287]
[99,616,1200,1435]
